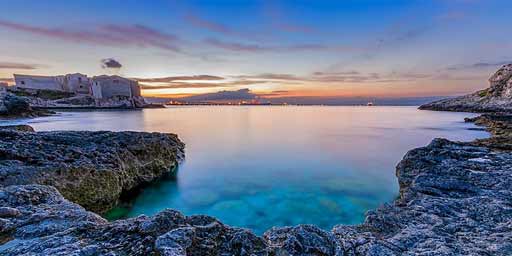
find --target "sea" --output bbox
[3,106,488,234]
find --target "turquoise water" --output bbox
[7,106,488,234]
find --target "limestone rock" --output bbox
[0,92,51,118]
[1,116,512,255]
[0,126,185,214]
[0,185,269,256]
[420,63,512,112]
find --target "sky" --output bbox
[0,0,511,103]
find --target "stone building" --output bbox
[13,73,141,100]
[91,75,141,99]
[14,74,66,91]
[62,73,90,94]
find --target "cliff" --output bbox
[0,115,511,255]
[0,128,184,214]
[420,64,512,112]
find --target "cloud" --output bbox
[185,14,234,35]
[135,75,225,83]
[204,38,268,52]
[0,77,14,83]
[236,73,304,80]
[0,62,40,70]
[204,38,354,53]
[140,79,267,89]
[313,71,360,76]
[235,72,383,83]
[0,19,182,52]
[101,58,122,69]
[178,88,257,101]
[235,70,476,84]
[444,61,511,71]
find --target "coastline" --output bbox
[2,63,512,255]
[0,112,510,255]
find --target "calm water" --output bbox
[3,106,488,234]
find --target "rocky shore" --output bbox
[0,127,184,214]
[0,114,511,255]
[0,92,54,118]
[2,64,512,255]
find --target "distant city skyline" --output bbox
[1,0,511,103]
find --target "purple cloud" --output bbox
[179,88,257,101]
[140,79,266,89]
[0,62,39,70]
[135,75,225,83]
[185,14,233,35]
[204,38,354,53]
[0,77,14,83]
[0,20,182,52]
[204,38,268,52]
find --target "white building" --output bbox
[63,73,90,94]
[13,73,141,100]
[91,75,141,99]
[14,74,66,91]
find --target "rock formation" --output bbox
[420,63,512,112]
[1,116,511,255]
[0,127,184,214]
[0,92,52,118]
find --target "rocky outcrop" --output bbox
[1,116,511,255]
[29,94,149,109]
[0,92,52,118]
[8,87,152,109]
[420,64,512,112]
[0,127,184,214]
[0,185,268,256]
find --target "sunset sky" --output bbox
[1,0,511,102]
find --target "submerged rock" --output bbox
[420,63,512,112]
[0,185,268,256]
[0,126,185,214]
[1,115,511,255]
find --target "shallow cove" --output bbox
[12,106,488,234]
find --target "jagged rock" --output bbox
[1,115,511,255]
[420,64,512,112]
[264,225,337,255]
[0,185,269,256]
[0,126,185,214]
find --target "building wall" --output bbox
[91,81,103,99]
[97,77,133,98]
[130,81,141,97]
[65,73,91,94]
[14,74,64,91]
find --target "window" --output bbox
[78,77,82,83]
[21,81,25,85]
[113,80,119,83]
